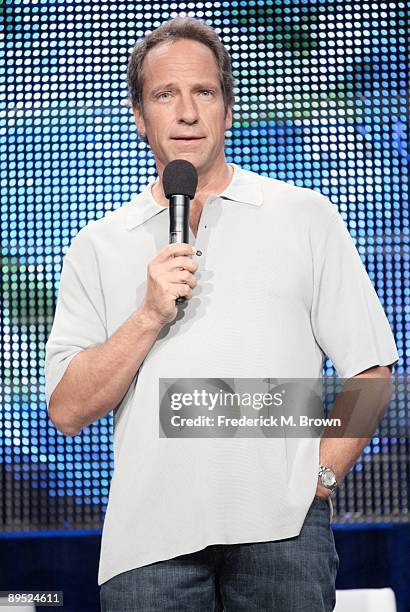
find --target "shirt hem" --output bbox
[98,522,308,586]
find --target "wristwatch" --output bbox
[318,464,338,495]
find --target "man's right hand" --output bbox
[140,243,198,328]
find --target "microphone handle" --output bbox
[169,194,190,304]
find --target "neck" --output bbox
[151,161,234,207]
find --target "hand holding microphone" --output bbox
[140,159,199,328]
[141,242,198,328]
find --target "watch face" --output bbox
[322,469,336,487]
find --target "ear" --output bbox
[132,104,146,137]
[224,105,233,131]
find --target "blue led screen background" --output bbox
[1,1,409,529]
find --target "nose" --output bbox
[176,93,199,124]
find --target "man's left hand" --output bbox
[315,480,333,500]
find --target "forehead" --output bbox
[142,38,220,87]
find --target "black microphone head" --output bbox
[163,159,198,199]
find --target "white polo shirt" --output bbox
[44,163,399,585]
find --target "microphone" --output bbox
[163,159,198,304]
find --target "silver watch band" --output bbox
[318,464,338,492]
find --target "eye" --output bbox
[158,92,172,100]
[200,90,213,97]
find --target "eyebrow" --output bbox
[149,82,219,96]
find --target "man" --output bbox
[45,17,399,612]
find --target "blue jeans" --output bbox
[100,496,339,611]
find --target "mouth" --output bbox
[171,137,205,143]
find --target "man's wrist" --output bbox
[136,306,164,332]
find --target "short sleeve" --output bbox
[310,208,399,379]
[44,227,107,409]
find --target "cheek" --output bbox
[210,118,227,141]
[206,114,225,133]
[146,125,162,144]
[144,111,167,135]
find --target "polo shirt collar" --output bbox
[125,162,263,230]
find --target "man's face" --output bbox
[133,38,232,176]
